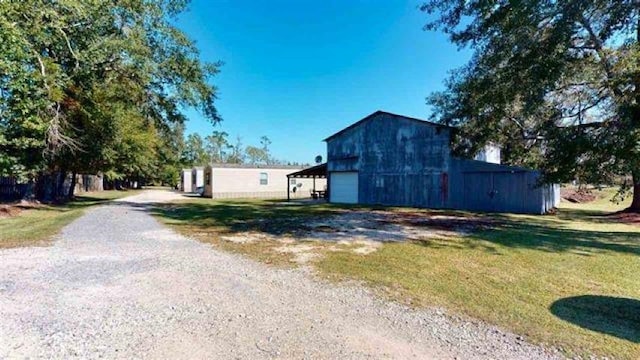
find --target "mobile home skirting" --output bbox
[211,191,290,199]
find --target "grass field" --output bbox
[0,190,140,248]
[155,190,640,359]
[317,193,640,359]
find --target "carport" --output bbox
[286,163,327,201]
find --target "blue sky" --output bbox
[176,0,471,164]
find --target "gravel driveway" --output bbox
[0,190,563,359]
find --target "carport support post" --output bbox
[287,175,290,201]
[313,176,316,193]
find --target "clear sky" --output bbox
[176,0,471,164]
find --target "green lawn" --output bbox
[0,190,140,248]
[154,193,640,359]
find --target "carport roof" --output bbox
[287,163,327,178]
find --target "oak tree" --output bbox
[0,0,220,200]
[423,0,640,210]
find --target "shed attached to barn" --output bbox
[202,164,326,199]
[324,111,559,214]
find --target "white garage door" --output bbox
[330,172,358,204]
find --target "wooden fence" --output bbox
[0,177,32,201]
[1,174,104,202]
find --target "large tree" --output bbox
[226,136,245,164]
[422,0,640,210]
[205,131,230,163]
[154,122,187,187]
[244,136,273,165]
[0,0,220,200]
[182,133,209,166]
[245,145,267,165]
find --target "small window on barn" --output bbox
[289,178,297,185]
[260,172,268,185]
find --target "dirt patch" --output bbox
[376,211,498,233]
[347,240,382,255]
[561,188,597,203]
[274,244,321,264]
[0,206,22,218]
[217,210,483,260]
[220,232,274,244]
[604,211,640,225]
[0,201,41,218]
[305,210,494,244]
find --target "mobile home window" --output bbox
[260,172,268,185]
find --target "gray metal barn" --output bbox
[323,111,559,214]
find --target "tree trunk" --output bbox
[631,17,640,212]
[55,169,67,202]
[68,171,77,199]
[34,173,46,201]
[627,172,640,212]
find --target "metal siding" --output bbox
[492,172,526,213]
[474,144,501,164]
[327,113,451,207]
[325,113,559,214]
[462,173,493,212]
[454,160,558,214]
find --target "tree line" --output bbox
[172,131,310,186]
[182,133,272,168]
[0,1,219,201]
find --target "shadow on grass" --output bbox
[152,199,640,256]
[151,200,341,236]
[463,221,640,256]
[554,207,634,224]
[413,222,640,256]
[550,295,640,343]
[411,207,640,256]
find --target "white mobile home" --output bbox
[180,169,193,192]
[192,167,205,193]
[203,164,326,199]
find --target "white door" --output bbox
[330,172,358,204]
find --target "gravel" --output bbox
[0,190,565,359]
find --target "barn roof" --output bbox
[323,110,452,142]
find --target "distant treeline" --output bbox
[181,132,310,170]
